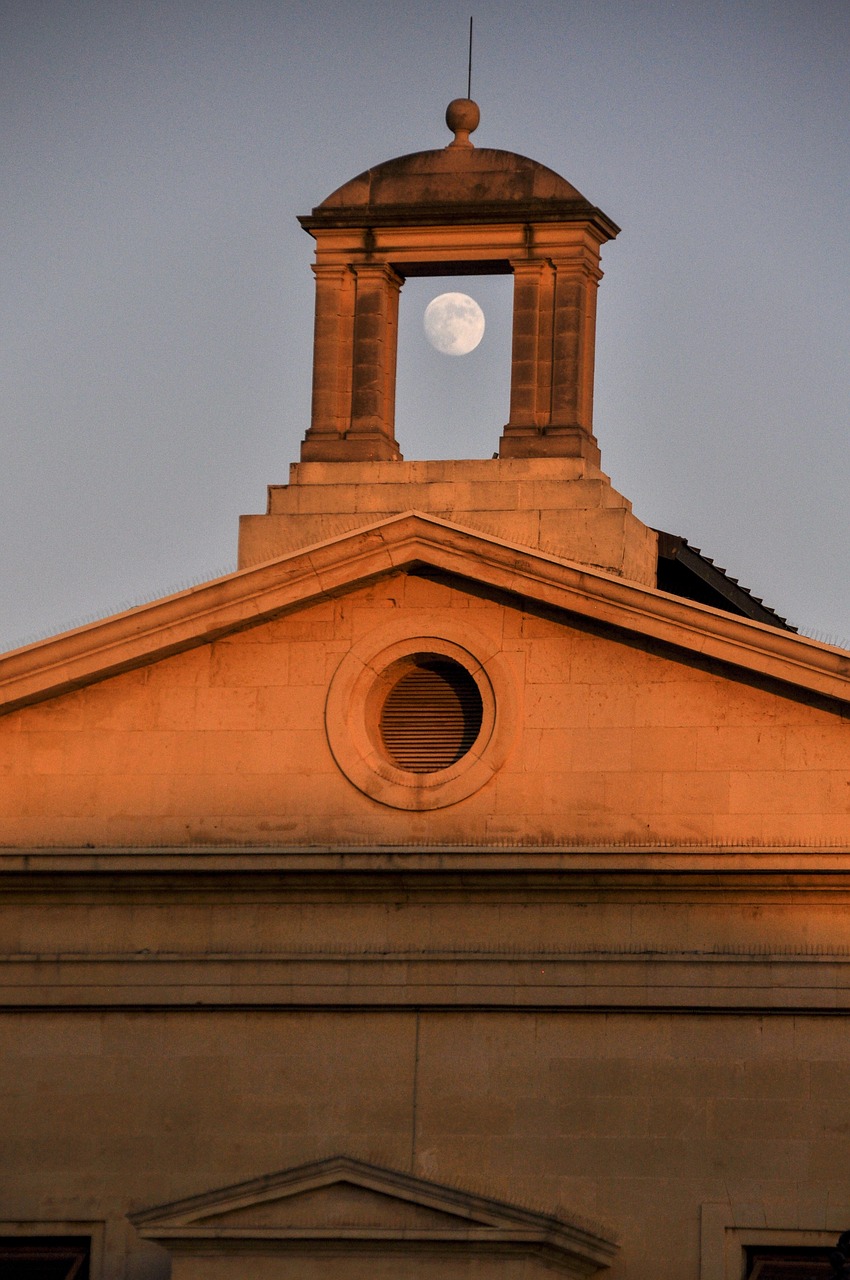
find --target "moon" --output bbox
[423,292,485,356]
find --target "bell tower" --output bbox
[239,103,658,588]
[297,98,619,466]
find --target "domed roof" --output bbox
[318,146,588,211]
[300,125,617,238]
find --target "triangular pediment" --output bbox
[130,1155,618,1276]
[2,512,849,717]
[193,1179,469,1231]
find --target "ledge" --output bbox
[3,951,850,1012]
[2,844,850,877]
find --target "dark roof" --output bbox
[656,531,796,632]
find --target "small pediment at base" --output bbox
[130,1154,618,1276]
[170,1179,471,1232]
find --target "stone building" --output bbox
[1,101,849,1280]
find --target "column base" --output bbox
[300,429,403,463]
[498,425,601,466]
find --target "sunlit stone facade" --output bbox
[1,104,848,1280]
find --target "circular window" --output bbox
[377,654,483,773]
[325,621,519,811]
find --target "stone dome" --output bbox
[310,146,596,219]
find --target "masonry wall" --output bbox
[4,855,850,1279]
[4,1002,850,1279]
[3,566,848,1279]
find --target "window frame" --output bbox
[0,1223,104,1280]
[701,1203,850,1280]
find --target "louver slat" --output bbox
[380,660,483,773]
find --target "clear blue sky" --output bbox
[2,0,848,649]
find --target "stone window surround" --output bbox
[700,1202,850,1280]
[325,615,519,810]
[0,1222,105,1280]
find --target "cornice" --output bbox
[2,845,850,878]
[1,514,848,717]
[299,200,619,237]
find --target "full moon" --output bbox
[423,292,485,356]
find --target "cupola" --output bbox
[238,104,658,588]
[298,98,619,465]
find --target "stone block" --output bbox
[662,770,732,816]
[728,769,834,816]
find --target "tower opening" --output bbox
[394,274,513,460]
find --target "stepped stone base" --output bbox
[238,455,658,587]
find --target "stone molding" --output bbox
[7,948,850,1012]
[238,454,658,585]
[130,1154,618,1277]
[2,513,848,717]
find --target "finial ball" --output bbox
[445,98,480,147]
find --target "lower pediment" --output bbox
[131,1155,618,1277]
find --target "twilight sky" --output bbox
[2,0,849,650]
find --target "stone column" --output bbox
[500,250,601,465]
[550,253,601,439]
[505,260,552,430]
[301,265,355,461]
[301,263,403,462]
[347,264,403,459]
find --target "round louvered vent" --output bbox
[326,624,518,810]
[379,655,483,773]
